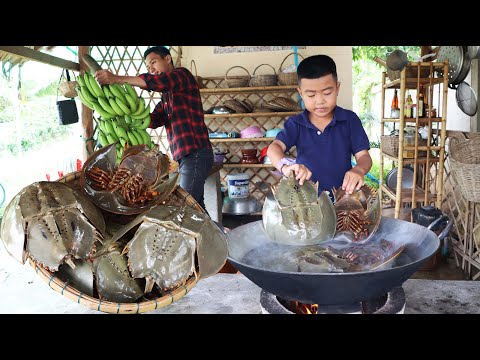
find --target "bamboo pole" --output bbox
[468,202,476,278]
[78,46,94,161]
[379,72,386,213]
[411,63,421,210]
[0,46,80,71]
[395,67,407,219]
[436,61,448,209]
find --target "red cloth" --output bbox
[139,68,211,161]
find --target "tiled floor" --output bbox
[222,213,468,281]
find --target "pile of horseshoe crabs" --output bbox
[0,143,228,308]
[262,173,402,273]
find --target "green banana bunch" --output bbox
[75,70,153,152]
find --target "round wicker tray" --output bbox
[27,171,204,314]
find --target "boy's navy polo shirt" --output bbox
[276,106,370,194]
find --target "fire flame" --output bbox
[295,302,319,314]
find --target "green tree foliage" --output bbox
[352,46,421,63]
[352,46,421,186]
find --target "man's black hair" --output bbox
[144,46,173,65]
[297,55,337,83]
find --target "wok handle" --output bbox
[427,214,453,241]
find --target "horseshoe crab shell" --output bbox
[110,205,228,293]
[93,242,145,303]
[81,143,179,215]
[0,181,105,271]
[262,175,336,245]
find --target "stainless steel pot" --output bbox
[222,196,262,215]
[386,166,415,189]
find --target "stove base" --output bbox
[260,287,406,314]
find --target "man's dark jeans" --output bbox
[178,147,214,211]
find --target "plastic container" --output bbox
[226,173,250,199]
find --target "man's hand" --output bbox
[95,70,118,85]
[342,167,365,194]
[282,164,312,185]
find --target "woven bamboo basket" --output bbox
[249,64,277,87]
[381,135,427,158]
[277,53,305,85]
[190,60,205,89]
[223,99,250,113]
[449,137,480,203]
[59,80,79,98]
[27,171,203,314]
[225,66,250,88]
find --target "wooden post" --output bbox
[395,67,407,219]
[436,61,448,209]
[379,72,386,213]
[78,46,94,162]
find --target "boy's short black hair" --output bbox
[143,46,173,64]
[297,55,337,83]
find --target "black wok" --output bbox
[227,216,450,305]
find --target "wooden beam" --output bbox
[78,46,94,161]
[0,46,80,71]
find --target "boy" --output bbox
[267,54,372,197]
[95,46,213,211]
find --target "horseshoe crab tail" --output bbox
[65,257,76,269]
[145,277,155,294]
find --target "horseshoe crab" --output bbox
[81,143,179,214]
[0,181,105,271]
[294,238,404,273]
[109,205,228,293]
[333,185,381,243]
[262,173,336,245]
[92,241,145,303]
[325,239,405,272]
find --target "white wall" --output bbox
[181,46,353,109]
[446,71,472,132]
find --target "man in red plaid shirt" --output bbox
[95,46,213,211]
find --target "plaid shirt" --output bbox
[139,67,211,161]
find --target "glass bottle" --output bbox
[391,89,400,118]
[405,91,413,118]
[418,84,425,118]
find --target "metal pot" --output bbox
[386,166,422,190]
[222,196,262,215]
[386,49,408,71]
[227,216,448,305]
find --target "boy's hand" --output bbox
[95,70,117,85]
[342,168,365,194]
[282,164,312,185]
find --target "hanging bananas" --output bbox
[75,71,154,163]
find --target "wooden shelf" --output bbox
[383,77,444,89]
[223,163,275,168]
[381,184,437,203]
[381,152,440,164]
[204,111,300,119]
[379,63,448,218]
[200,85,298,95]
[210,137,275,143]
[381,117,443,124]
